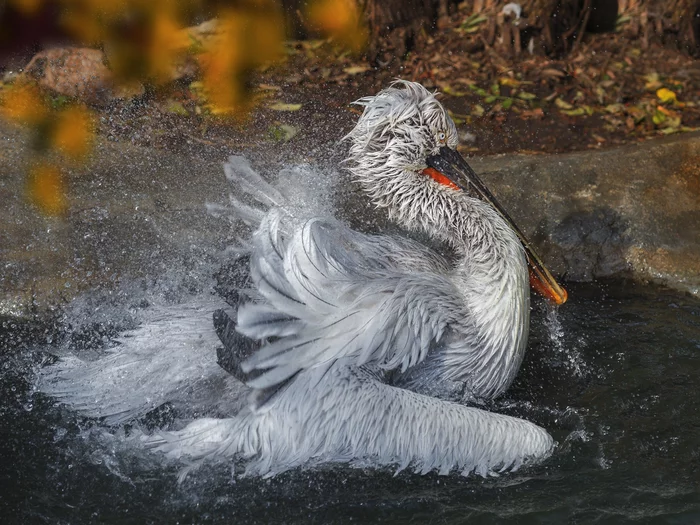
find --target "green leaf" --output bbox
[49,95,70,109]
[468,84,488,97]
[652,110,666,126]
[442,85,467,97]
[517,91,537,100]
[460,13,487,32]
[484,95,498,104]
[502,98,514,110]
[268,123,299,142]
[166,100,188,116]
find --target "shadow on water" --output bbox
[2,280,700,524]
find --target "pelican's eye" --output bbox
[437,131,447,144]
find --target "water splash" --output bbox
[544,303,587,377]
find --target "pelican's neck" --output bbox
[350,154,532,398]
[414,193,531,398]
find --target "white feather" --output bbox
[39,81,554,480]
[39,299,245,424]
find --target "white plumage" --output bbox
[39,81,560,479]
[39,300,246,425]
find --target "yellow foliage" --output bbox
[498,77,521,87]
[8,0,43,15]
[656,88,677,104]
[60,0,195,83]
[1,84,47,124]
[52,106,94,160]
[306,0,367,52]
[27,163,67,216]
[199,5,284,116]
[147,12,191,83]
[58,0,122,43]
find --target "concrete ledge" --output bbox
[472,132,700,296]
[2,120,699,321]
[0,121,233,320]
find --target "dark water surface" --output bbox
[1,280,699,524]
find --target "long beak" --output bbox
[425,146,568,305]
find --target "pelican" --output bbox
[39,81,567,478]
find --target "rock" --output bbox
[471,132,700,296]
[23,47,124,105]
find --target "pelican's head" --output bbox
[345,81,460,210]
[345,80,567,305]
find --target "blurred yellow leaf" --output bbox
[199,6,284,116]
[147,12,191,83]
[301,39,327,50]
[498,77,521,87]
[343,66,369,75]
[561,108,585,116]
[52,105,94,160]
[517,91,537,100]
[644,72,662,91]
[1,84,46,124]
[554,98,573,110]
[8,0,42,15]
[656,88,677,104]
[605,103,624,114]
[472,104,485,117]
[268,102,302,111]
[27,163,66,216]
[269,123,299,142]
[306,0,367,52]
[166,100,188,115]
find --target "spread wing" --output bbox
[237,210,470,393]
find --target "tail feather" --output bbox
[38,299,230,425]
[141,365,554,480]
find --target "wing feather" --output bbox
[238,216,466,396]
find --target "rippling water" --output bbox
[1,280,699,524]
